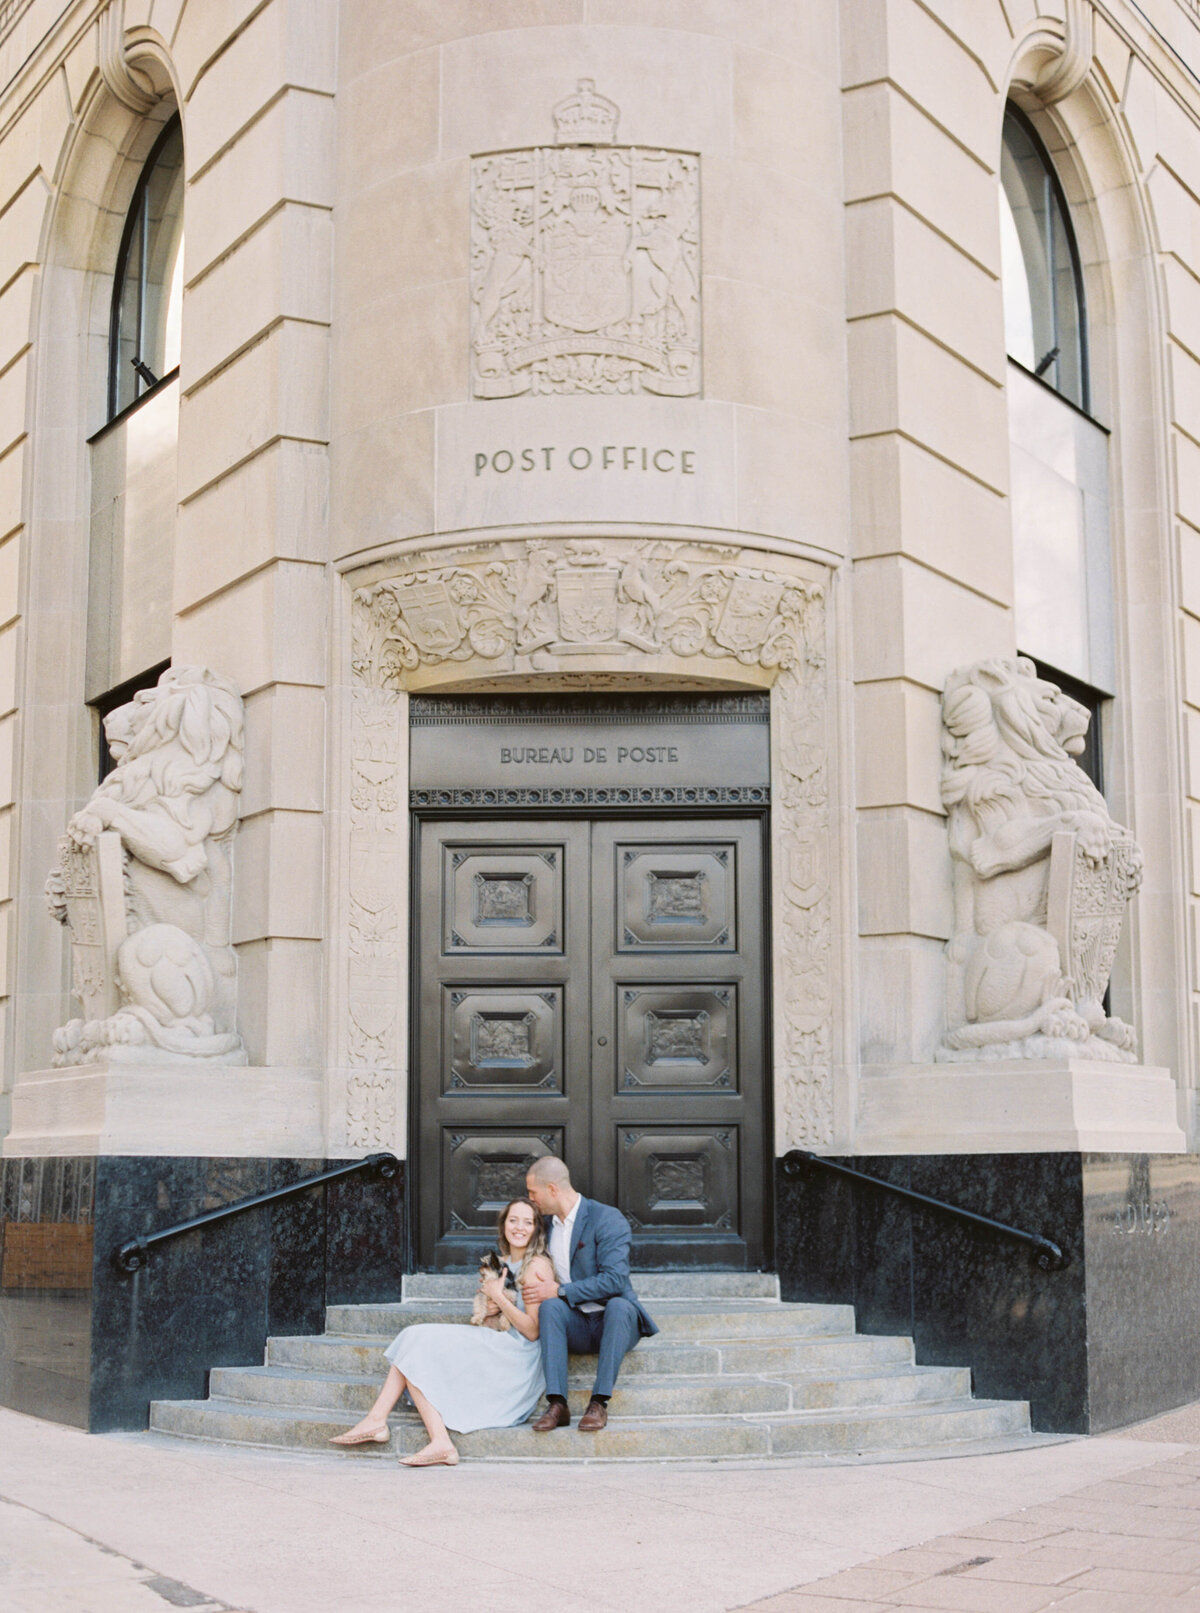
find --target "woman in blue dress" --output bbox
[329,1197,554,1467]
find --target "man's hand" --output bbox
[522,1272,560,1306]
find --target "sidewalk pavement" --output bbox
[1,1405,1199,1613]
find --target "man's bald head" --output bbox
[525,1154,576,1217]
[526,1155,572,1189]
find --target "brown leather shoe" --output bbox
[577,1397,608,1433]
[532,1400,571,1432]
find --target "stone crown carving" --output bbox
[553,78,619,145]
[939,656,1142,1063]
[45,667,248,1066]
[471,84,700,398]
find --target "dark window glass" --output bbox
[1029,657,1104,792]
[1000,107,1087,412]
[92,662,170,781]
[108,117,184,419]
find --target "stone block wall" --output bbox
[0,0,1195,1158]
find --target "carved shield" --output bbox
[555,565,621,644]
[58,833,126,1021]
[714,580,785,655]
[542,214,631,331]
[1046,830,1141,1007]
[400,582,463,658]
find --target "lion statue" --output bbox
[45,666,247,1065]
[938,656,1142,1063]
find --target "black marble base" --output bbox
[1,1155,406,1432]
[775,1152,1200,1434]
[0,1158,94,1427]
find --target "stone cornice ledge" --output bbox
[855,1062,1186,1154]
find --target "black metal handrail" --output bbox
[782,1151,1069,1271]
[112,1153,401,1274]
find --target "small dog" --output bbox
[470,1250,517,1331]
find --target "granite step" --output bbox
[401,1272,779,1301]
[147,1278,1038,1465]
[324,1300,855,1340]
[149,1394,1032,1461]
[207,1361,973,1419]
[265,1329,917,1380]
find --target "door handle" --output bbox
[597,1036,608,1046]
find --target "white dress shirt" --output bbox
[548,1195,602,1312]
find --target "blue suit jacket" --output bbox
[558,1197,658,1338]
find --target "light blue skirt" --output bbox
[384,1321,546,1434]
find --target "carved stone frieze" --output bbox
[353,540,808,680]
[347,538,836,1153]
[470,81,700,398]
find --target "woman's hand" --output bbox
[480,1275,508,1307]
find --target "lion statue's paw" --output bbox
[1095,1015,1138,1054]
[1035,1002,1092,1042]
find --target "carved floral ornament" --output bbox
[344,539,836,1152]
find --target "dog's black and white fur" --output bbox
[470,1250,518,1330]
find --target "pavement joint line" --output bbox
[0,1489,249,1612]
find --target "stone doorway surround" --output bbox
[329,530,851,1169]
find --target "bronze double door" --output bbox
[414,814,767,1269]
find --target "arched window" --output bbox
[107,115,184,419]
[1000,103,1112,790]
[1000,106,1088,411]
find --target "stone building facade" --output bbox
[1,0,1199,1435]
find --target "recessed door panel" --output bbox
[444,845,563,951]
[442,1128,565,1235]
[445,987,563,1094]
[617,844,736,950]
[617,1126,739,1234]
[618,985,736,1092]
[416,814,765,1268]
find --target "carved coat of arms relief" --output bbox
[471,80,700,398]
[352,540,818,679]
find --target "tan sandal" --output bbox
[329,1424,390,1446]
[399,1447,460,1467]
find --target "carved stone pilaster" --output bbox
[344,685,404,1148]
[772,603,834,1150]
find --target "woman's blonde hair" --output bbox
[496,1197,548,1278]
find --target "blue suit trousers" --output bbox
[537,1295,642,1399]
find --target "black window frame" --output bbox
[92,661,170,782]
[1028,655,1106,794]
[106,113,184,422]
[1001,104,1091,416]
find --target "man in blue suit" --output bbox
[523,1155,658,1432]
